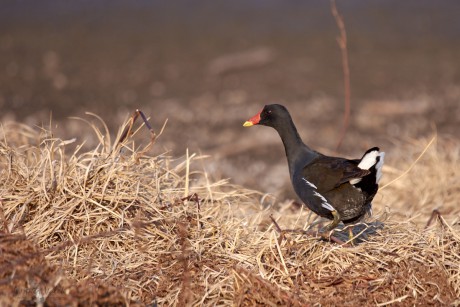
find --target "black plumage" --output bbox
[244,104,384,232]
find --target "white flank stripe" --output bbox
[315,192,335,211]
[302,178,317,189]
[302,178,335,211]
[376,152,385,183]
[358,150,379,170]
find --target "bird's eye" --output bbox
[267,110,272,114]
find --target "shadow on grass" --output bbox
[332,221,385,244]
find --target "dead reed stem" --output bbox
[331,0,351,152]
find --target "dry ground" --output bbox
[0,117,459,306]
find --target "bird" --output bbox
[243,104,384,238]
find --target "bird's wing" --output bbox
[301,155,370,193]
[296,175,337,212]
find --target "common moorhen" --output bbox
[243,104,384,236]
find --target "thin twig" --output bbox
[115,109,166,161]
[331,0,351,152]
[380,135,436,191]
[270,214,283,234]
[425,209,447,229]
[117,110,140,146]
[270,214,286,245]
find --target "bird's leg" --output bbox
[320,210,341,232]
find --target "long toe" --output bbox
[347,227,356,245]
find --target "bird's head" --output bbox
[243,104,290,128]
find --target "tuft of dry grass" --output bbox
[0,117,459,306]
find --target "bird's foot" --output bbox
[319,210,341,233]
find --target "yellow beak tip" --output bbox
[243,121,254,127]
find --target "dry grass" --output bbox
[0,117,459,306]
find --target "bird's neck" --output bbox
[275,119,315,176]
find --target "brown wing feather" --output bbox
[302,155,368,192]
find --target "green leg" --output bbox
[321,210,341,232]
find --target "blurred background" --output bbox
[1,0,459,196]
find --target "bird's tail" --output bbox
[350,147,385,185]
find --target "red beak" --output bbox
[243,109,262,127]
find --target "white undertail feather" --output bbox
[349,149,385,185]
[358,150,379,170]
[350,178,361,184]
[302,178,335,211]
[376,152,385,183]
[349,178,361,184]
